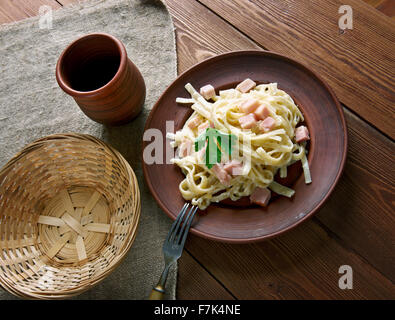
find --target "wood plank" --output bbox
[178,252,235,300]
[315,111,395,280]
[84,223,111,233]
[37,215,65,227]
[45,232,71,259]
[364,0,390,9]
[167,0,258,74]
[55,0,80,6]
[364,0,395,17]
[0,0,60,24]
[41,0,395,16]
[377,0,395,17]
[75,235,87,261]
[55,0,395,14]
[198,0,395,139]
[165,0,395,298]
[54,0,395,19]
[185,222,395,299]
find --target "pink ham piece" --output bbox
[236,78,257,93]
[254,104,270,120]
[178,139,193,158]
[239,99,260,114]
[259,116,276,132]
[239,113,257,129]
[197,142,207,163]
[250,187,271,207]
[198,121,214,134]
[212,164,231,186]
[295,126,310,143]
[200,84,216,100]
[188,117,202,129]
[223,160,243,176]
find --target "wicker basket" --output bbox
[0,133,140,299]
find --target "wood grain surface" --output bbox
[177,252,235,300]
[376,0,395,17]
[0,0,60,24]
[315,111,395,280]
[165,0,395,299]
[0,0,394,300]
[198,0,395,139]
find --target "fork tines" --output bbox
[167,203,198,246]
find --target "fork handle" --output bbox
[149,285,165,300]
[149,263,172,300]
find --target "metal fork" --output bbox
[149,203,198,300]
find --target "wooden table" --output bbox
[0,0,394,299]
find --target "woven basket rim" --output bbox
[0,133,141,299]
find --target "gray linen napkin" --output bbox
[0,0,177,299]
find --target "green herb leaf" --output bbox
[195,127,237,169]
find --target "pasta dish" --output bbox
[166,79,311,210]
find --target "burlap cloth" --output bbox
[0,0,177,299]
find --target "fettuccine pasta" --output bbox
[167,79,311,210]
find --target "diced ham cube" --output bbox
[254,104,270,120]
[200,84,216,100]
[259,116,276,132]
[212,164,232,186]
[295,126,310,143]
[178,139,193,158]
[250,187,271,207]
[198,121,215,134]
[196,139,209,161]
[223,160,243,176]
[239,99,260,113]
[239,113,257,129]
[197,142,207,163]
[198,122,210,134]
[236,78,257,93]
[188,117,202,129]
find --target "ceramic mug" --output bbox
[56,33,146,126]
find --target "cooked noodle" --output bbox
[167,82,311,209]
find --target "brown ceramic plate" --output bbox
[142,50,347,243]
